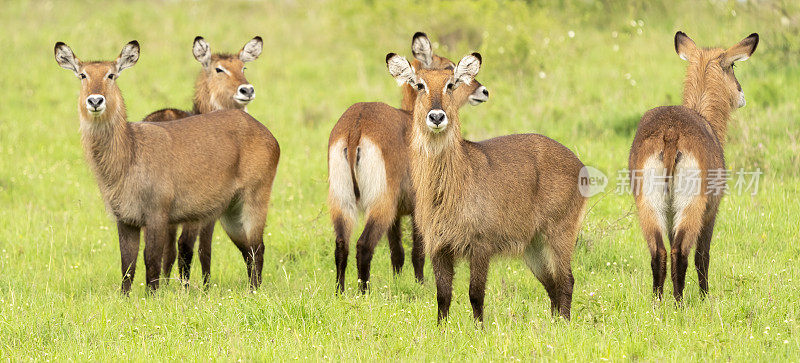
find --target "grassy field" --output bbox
[1,0,799,360]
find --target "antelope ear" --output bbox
[386,53,417,86]
[239,36,263,63]
[723,33,759,66]
[674,31,697,61]
[411,32,433,68]
[115,40,139,73]
[193,36,211,67]
[54,42,81,75]
[453,52,481,85]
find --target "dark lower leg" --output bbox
[250,242,264,289]
[674,252,689,302]
[333,217,350,293]
[239,246,254,282]
[649,233,667,299]
[197,222,214,286]
[177,224,198,284]
[386,217,404,275]
[237,240,264,290]
[432,250,454,323]
[469,256,489,323]
[410,217,425,283]
[671,231,689,302]
[355,220,387,293]
[546,283,559,315]
[117,221,140,294]
[558,269,575,320]
[144,218,169,291]
[161,225,178,279]
[695,220,714,298]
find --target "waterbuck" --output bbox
[328,32,489,293]
[629,32,758,301]
[386,53,587,322]
[143,36,264,286]
[54,40,279,292]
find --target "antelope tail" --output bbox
[662,127,679,177]
[347,128,361,200]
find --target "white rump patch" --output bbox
[641,154,669,233]
[328,139,357,223]
[354,137,388,214]
[671,153,700,233]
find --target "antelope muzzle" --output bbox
[235,84,255,104]
[85,94,106,115]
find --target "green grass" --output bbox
[1,0,799,360]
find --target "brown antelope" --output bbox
[386,52,587,322]
[328,32,489,293]
[142,36,264,286]
[629,32,758,301]
[54,40,279,292]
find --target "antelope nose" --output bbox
[238,84,255,99]
[86,95,105,110]
[427,109,446,126]
[482,87,489,97]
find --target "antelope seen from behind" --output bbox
[143,36,264,286]
[327,32,489,293]
[54,41,279,292]
[386,52,587,322]
[629,32,758,301]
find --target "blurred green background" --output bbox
[0,0,798,360]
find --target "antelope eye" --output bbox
[416,83,424,91]
[446,83,454,90]
[79,73,87,79]
[215,67,224,73]
[107,74,115,80]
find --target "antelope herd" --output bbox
[54,31,758,322]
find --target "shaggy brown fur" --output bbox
[628,32,758,301]
[142,36,263,286]
[327,33,489,293]
[387,53,587,322]
[55,41,279,293]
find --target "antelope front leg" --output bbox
[161,224,178,281]
[410,215,425,284]
[469,255,490,323]
[197,221,215,287]
[177,223,199,284]
[144,216,169,291]
[431,249,454,323]
[117,221,140,294]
